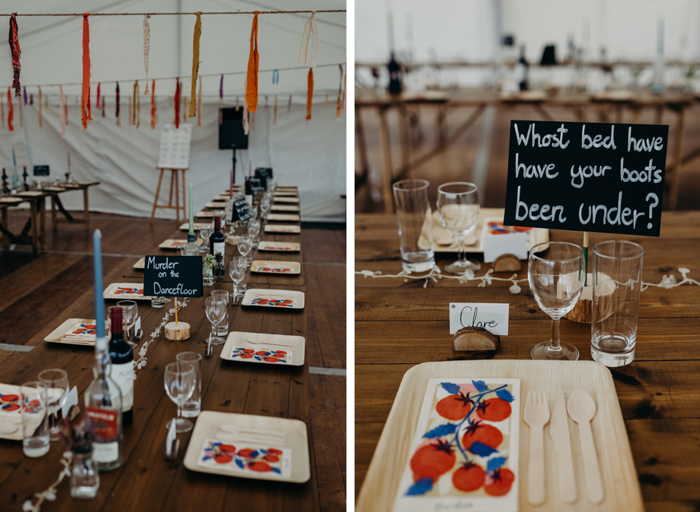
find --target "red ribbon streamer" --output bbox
[81,14,92,129]
[6,87,13,131]
[151,79,156,129]
[306,67,314,121]
[174,78,181,128]
[245,12,259,112]
[8,13,21,98]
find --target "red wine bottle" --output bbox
[210,216,226,279]
[108,307,134,426]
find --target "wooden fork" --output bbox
[524,391,550,505]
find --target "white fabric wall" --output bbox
[0,0,346,222]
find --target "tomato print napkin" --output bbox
[393,378,520,512]
[197,438,292,479]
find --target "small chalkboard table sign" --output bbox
[143,255,203,340]
[231,197,251,224]
[504,120,669,323]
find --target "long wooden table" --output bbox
[0,186,316,511]
[356,211,700,512]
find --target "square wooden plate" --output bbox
[103,282,151,300]
[251,260,301,275]
[271,205,300,212]
[266,213,300,222]
[180,222,213,231]
[195,210,223,218]
[274,191,298,197]
[0,383,61,441]
[206,201,227,208]
[220,331,305,366]
[159,239,188,250]
[264,225,301,234]
[258,241,301,253]
[357,360,643,512]
[273,197,299,204]
[241,289,305,309]
[133,257,145,270]
[183,411,310,483]
[44,318,98,346]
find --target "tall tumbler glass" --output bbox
[212,290,230,337]
[21,381,50,457]
[176,352,202,418]
[392,179,434,273]
[591,240,644,367]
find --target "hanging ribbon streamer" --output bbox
[115,82,120,126]
[128,96,132,126]
[38,86,42,128]
[242,103,249,135]
[272,69,279,85]
[174,78,180,128]
[189,12,202,118]
[64,95,68,125]
[58,85,64,136]
[288,94,292,112]
[22,86,26,105]
[8,13,21,98]
[29,94,33,105]
[96,82,101,110]
[342,61,347,113]
[324,94,328,108]
[101,95,105,117]
[150,79,156,129]
[300,11,319,67]
[6,88,13,131]
[251,112,255,131]
[219,74,224,124]
[196,80,202,127]
[245,12,259,112]
[265,95,268,109]
[45,92,49,110]
[336,64,343,119]
[182,95,187,123]
[306,67,314,121]
[1,95,4,128]
[133,80,140,128]
[17,93,22,128]
[273,95,278,125]
[143,14,151,95]
[81,13,92,129]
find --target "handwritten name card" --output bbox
[449,303,509,336]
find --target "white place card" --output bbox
[482,232,528,263]
[449,303,509,335]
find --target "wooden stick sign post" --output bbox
[504,120,669,322]
[144,256,203,340]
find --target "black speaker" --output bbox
[219,107,249,150]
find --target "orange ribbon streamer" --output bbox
[189,12,202,118]
[196,80,202,127]
[81,14,92,129]
[174,78,181,128]
[306,67,313,121]
[7,88,13,131]
[245,12,259,112]
[8,13,21,98]
[150,79,156,129]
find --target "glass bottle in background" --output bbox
[181,227,200,257]
[108,307,134,427]
[651,18,665,95]
[210,215,226,280]
[516,44,529,91]
[84,331,123,471]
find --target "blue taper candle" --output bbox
[188,183,195,237]
[93,229,106,338]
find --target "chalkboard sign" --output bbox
[504,120,668,237]
[143,256,203,298]
[245,177,265,195]
[231,197,250,223]
[256,167,273,179]
[33,165,50,176]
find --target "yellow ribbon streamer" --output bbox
[189,12,202,118]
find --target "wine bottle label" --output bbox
[213,242,226,268]
[86,406,119,441]
[92,441,120,463]
[110,361,134,411]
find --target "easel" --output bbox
[150,166,188,224]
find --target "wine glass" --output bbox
[228,257,247,304]
[199,225,212,254]
[260,197,271,219]
[248,220,261,248]
[38,369,69,441]
[238,235,253,268]
[164,361,195,433]
[117,300,138,348]
[437,182,481,274]
[249,205,259,222]
[528,241,585,361]
[205,296,227,345]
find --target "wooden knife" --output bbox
[549,391,578,503]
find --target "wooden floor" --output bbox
[0,212,346,512]
[356,103,700,212]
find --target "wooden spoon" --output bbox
[567,390,604,504]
